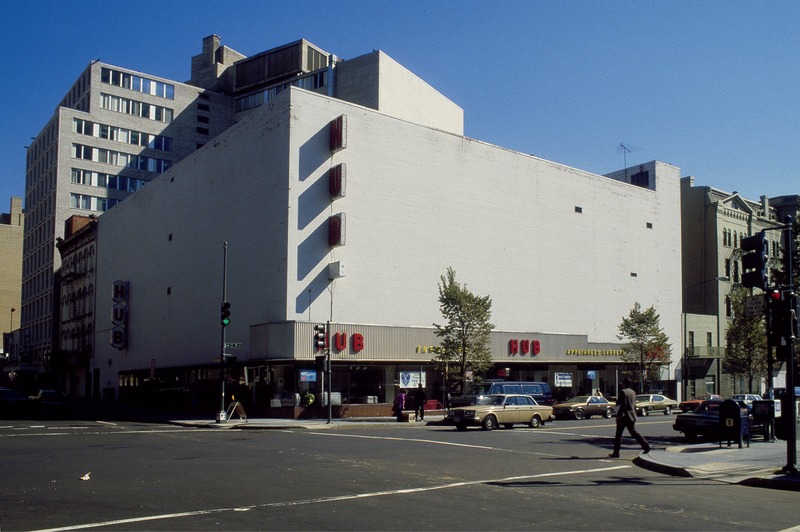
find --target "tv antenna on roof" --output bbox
[617,142,641,180]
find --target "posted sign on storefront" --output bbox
[554,373,572,387]
[400,371,426,388]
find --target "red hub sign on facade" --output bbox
[508,339,540,356]
[333,332,364,353]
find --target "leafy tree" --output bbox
[617,303,672,390]
[432,267,494,394]
[724,286,767,393]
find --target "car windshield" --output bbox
[565,396,592,404]
[464,383,493,395]
[475,395,504,405]
[695,402,721,414]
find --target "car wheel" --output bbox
[529,415,542,428]
[482,415,497,431]
[456,423,468,431]
[664,406,672,415]
[503,423,514,429]
[604,408,613,419]
[684,430,697,441]
[641,407,649,417]
[574,409,585,420]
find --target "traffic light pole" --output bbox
[781,220,797,474]
[218,241,228,423]
[327,320,332,424]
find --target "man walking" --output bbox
[609,378,651,457]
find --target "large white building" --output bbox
[91,49,682,411]
[17,35,683,411]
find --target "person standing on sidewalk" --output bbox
[413,384,427,422]
[609,378,651,457]
[393,389,407,422]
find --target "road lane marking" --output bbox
[0,428,222,438]
[305,431,499,450]
[32,465,632,532]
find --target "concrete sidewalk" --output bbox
[634,439,800,491]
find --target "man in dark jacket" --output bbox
[609,378,651,457]
[413,384,427,421]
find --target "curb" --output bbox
[633,454,692,478]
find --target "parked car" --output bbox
[673,399,756,440]
[679,394,723,412]
[0,387,29,406]
[0,387,30,418]
[729,394,762,408]
[450,394,553,431]
[552,395,614,420]
[29,389,66,405]
[635,394,679,416]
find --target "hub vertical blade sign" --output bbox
[111,280,129,349]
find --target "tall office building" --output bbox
[19,36,347,381]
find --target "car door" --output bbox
[652,395,664,412]
[587,397,601,416]
[504,396,523,423]
[517,396,536,423]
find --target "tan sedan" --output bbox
[450,394,553,431]
[635,394,679,416]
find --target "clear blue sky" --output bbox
[1,1,798,212]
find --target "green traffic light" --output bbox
[221,301,231,326]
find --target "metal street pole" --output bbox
[218,242,228,423]
[781,219,797,474]
[326,320,332,424]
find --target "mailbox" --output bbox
[718,399,749,448]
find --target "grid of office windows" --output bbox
[71,168,147,192]
[236,71,327,112]
[73,118,172,151]
[72,144,172,173]
[70,193,120,213]
[101,93,174,123]
[101,67,175,99]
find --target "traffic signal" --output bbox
[769,291,798,347]
[767,290,783,345]
[220,301,231,327]
[315,354,326,373]
[313,324,326,349]
[740,231,768,290]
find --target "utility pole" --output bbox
[781,219,797,474]
[217,242,228,423]
[326,320,332,424]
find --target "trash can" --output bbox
[718,399,749,448]
[774,387,797,441]
[752,399,778,441]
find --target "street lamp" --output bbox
[683,276,729,402]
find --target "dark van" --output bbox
[449,381,554,409]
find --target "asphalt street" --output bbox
[1,416,799,531]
